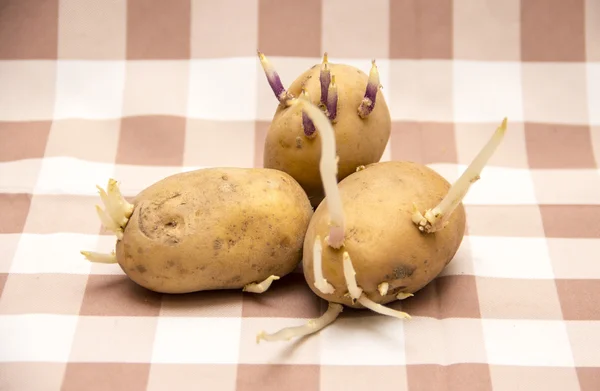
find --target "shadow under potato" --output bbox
[82,271,327,318]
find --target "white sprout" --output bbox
[378,282,389,296]
[81,178,134,263]
[313,235,335,294]
[243,275,280,293]
[256,302,344,343]
[412,118,508,233]
[289,98,345,249]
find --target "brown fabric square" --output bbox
[0,273,87,315]
[45,119,121,163]
[321,0,390,58]
[254,120,269,168]
[477,277,563,319]
[0,363,66,391]
[406,364,493,391]
[0,273,7,297]
[556,279,600,320]
[147,364,238,391]
[321,365,408,391]
[521,0,586,61]
[0,121,51,162]
[117,116,186,166]
[490,365,581,390]
[587,1,600,61]
[393,275,481,319]
[241,273,323,318]
[0,193,32,234]
[525,123,596,169]
[79,274,162,316]
[390,121,457,164]
[258,0,322,57]
[190,0,258,58]
[62,363,151,391]
[236,364,319,391]
[455,121,529,169]
[58,0,127,59]
[24,195,103,235]
[577,367,600,391]
[160,290,242,317]
[126,0,191,59]
[184,119,255,168]
[539,205,600,238]
[0,0,59,59]
[390,0,453,59]
[453,0,520,61]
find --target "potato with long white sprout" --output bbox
[79,168,313,295]
[256,97,507,342]
[259,51,391,208]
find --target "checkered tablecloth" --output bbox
[1,0,599,390]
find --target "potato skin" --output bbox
[263,63,391,208]
[115,167,313,294]
[302,161,466,308]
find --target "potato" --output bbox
[255,98,507,342]
[258,51,391,208]
[80,167,313,294]
[301,160,467,308]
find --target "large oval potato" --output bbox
[83,167,314,294]
[302,161,467,308]
[254,98,506,343]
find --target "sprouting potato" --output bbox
[258,51,391,208]
[80,167,314,295]
[255,98,507,342]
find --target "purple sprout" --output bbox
[358,60,380,118]
[258,51,290,104]
[320,53,330,108]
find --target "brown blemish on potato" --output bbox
[164,236,180,245]
[346,227,360,242]
[241,220,250,232]
[213,239,223,250]
[218,182,236,193]
[278,138,291,149]
[136,193,185,244]
[226,275,242,285]
[393,265,416,279]
[279,236,291,248]
[178,267,189,275]
[136,264,147,274]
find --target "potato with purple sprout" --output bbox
[255,98,508,342]
[258,51,391,208]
